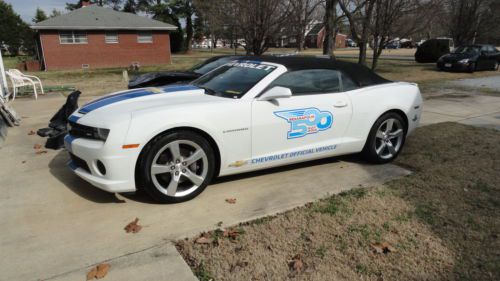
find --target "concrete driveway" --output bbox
[421,75,500,130]
[0,95,410,280]
[1,75,499,280]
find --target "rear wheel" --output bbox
[363,112,406,164]
[137,131,215,203]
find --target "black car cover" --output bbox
[38,90,81,149]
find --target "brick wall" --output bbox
[39,30,172,70]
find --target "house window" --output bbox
[59,31,88,44]
[137,31,153,43]
[105,32,119,44]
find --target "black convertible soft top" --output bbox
[236,56,391,87]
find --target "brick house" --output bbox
[31,4,176,71]
[305,23,347,49]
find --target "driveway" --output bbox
[0,95,410,280]
[1,75,499,280]
[421,75,500,130]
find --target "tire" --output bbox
[468,62,476,73]
[362,112,407,164]
[137,130,216,203]
[493,61,499,71]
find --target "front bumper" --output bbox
[437,61,471,72]
[65,135,138,193]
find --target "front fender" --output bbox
[124,111,227,169]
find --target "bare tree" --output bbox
[193,0,233,49]
[232,0,293,54]
[445,0,493,45]
[339,0,376,65]
[290,0,323,51]
[370,0,440,70]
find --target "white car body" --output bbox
[65,60,422,194]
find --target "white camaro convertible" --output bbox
[65,56,422,203]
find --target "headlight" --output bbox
[95,128,110,141]
[458,58,470,64]
[69,121,110,141]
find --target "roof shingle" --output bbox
[31,5,177,31]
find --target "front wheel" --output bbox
[363,112,407,164]
[137,131,216,203]
[468,62,476,73]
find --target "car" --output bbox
[399,39,414,49]
[437,44,500,72]
[127,55,243,89]
[385,40,400,49]
[65,56,423,203]
[346,39,357,47]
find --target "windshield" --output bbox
[190,57,238,75]
[453,46,480,54]
[192,61,277,99]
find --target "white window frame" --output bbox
[59,31,88,44]
[105,31,119,44]
[137,31,153,43]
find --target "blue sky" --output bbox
[6,0,69,23]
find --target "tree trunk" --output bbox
[322,0,338,56]
[358,0,375,66]
[184,14,194,52]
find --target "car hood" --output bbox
[70,85,225,125]
[441,53,476,61]
[128,71,201,87]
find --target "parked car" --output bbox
[385,40,400,49]
[437,44,500,72]
[346,39,357,47]
[399,39,414,49]
[66,56,422,203]
[416,39,426,47]
[128,55,243,89]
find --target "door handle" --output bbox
[333,101,348,108]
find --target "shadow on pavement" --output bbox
[48,150,126,204]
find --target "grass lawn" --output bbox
[5,49,498,98]
[176,122,500,281]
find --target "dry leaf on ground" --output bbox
[35,150,48,155]
[195,236,214,244]
[95,263,110,279]
[225,198,237,204]
[86,267,98,280]
[288,254,304,272]
[124,218,142,233]
[223,228,243,240]
[371,242,396,254]
[28,130,36,135]
[33,144,42,149]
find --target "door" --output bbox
[477,45,493,70]
[251,69,352,168]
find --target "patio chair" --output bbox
[5,69,44,100]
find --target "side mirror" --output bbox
[258,86,292,101]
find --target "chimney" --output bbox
[82,1,91,7]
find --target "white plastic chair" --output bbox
[5,69,44,100]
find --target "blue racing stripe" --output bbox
[68,115,80,123]
[78,85,200,114]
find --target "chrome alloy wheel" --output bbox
[374,118,404,160]
[150,140,208,197]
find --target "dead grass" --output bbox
[9,49,498,97]
[177,123,500,281]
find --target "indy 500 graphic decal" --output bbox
[274,108,333,139]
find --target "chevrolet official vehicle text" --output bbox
[65,56,422,203]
